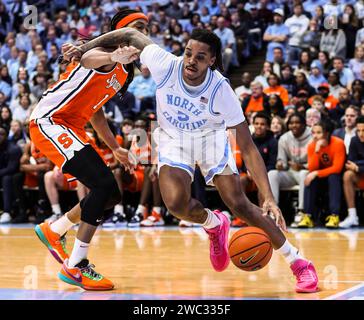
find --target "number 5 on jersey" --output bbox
[57,133,74,149]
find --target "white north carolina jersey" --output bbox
[140,44,245,139]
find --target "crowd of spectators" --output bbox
[0,0,363,230]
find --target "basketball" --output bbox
[229,227,273,272]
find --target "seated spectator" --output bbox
[240,112,278,200]
[268,113,312,225]
[329,87,352,126]
[12,141,53,223]
[339,116,364,228]
[263,8,289,63]
[242,81,269,116]
[233,112,278,226]
[308,83,339,111]
[0,65,12,86]
[311,95,329,119]
[306,108,321,127]
[299,18,322,58]
[214,16,237,73]
[327,70,344,99]
[293,49,312,78]
[273,46,287,78]
[254,61,272,88]
[127,65,157,114]
[166,0,183,20]
[320,29,346,60]
[292,71,317,98]
[280,63,295,96]
[340,4,360,60]
[0,71,11,101]
[234,72,252,102]
[349,45,364,81]
[0,127,22,224]
[307,60,327,90]
[270,115,287,140]
[230,11,249,60]
[263,73,289,106]
[300,120,346,228]
[285,3,310,65]
[331,56,355,89]
[149,23,164,47]
[333,105,360,153]
[351,79,364,107]
[318,50,332,78]
[12,94,32,123]
[0,105,12,133]
[266,94,285,118]
[8,119,27,151]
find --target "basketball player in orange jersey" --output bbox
[63,25,320,293]
[31,9,147,291]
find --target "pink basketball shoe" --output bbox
[203,210,230,272]
[290,259,319,293]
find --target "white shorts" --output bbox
[154,127,238,186]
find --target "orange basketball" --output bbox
[229,226,273,272]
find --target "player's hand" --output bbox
[110,46,140,65]
[61,43,83,62]
[304,171,318,186]
[112,146,136,173]
[262,198,287,232]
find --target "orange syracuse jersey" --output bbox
[30,61,129,131]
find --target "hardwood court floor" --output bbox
[0,225,363,300]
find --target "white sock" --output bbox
[202,209,221,229]
[51,204,61,215]
[348,208,357,218]
[50,212,75,236]
[68,238,90,268]
[152,206,161,215]
[114,204,124,215]
[136,204,147,216]
[276,240,303,265]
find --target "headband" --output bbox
[115,13,149,30]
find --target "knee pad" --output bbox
[79,173,121,226]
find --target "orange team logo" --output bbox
[57,133,74,149]
[106,74,122,92]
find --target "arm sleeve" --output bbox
[0,146,21,177]
[317,141,346,178]
[307,142,321,172]
[140,44,178,87]
[217,81,245,127]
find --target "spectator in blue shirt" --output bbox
[214,16,237,74]
[128,65,157,114]
[308,60,327,90]
[263,8,290,63]
[331,56,355,88]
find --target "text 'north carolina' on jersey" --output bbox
[140,44,245,139]
[30,61,129,130]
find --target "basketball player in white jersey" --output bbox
[64,27,319,293]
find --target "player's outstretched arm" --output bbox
[231,121,287,232]
[79,27,154,55]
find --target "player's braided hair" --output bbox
[190,29,224,73]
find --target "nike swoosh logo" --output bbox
[96,219,102,223]
[239,250,260,265]
[63,266,82,283]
